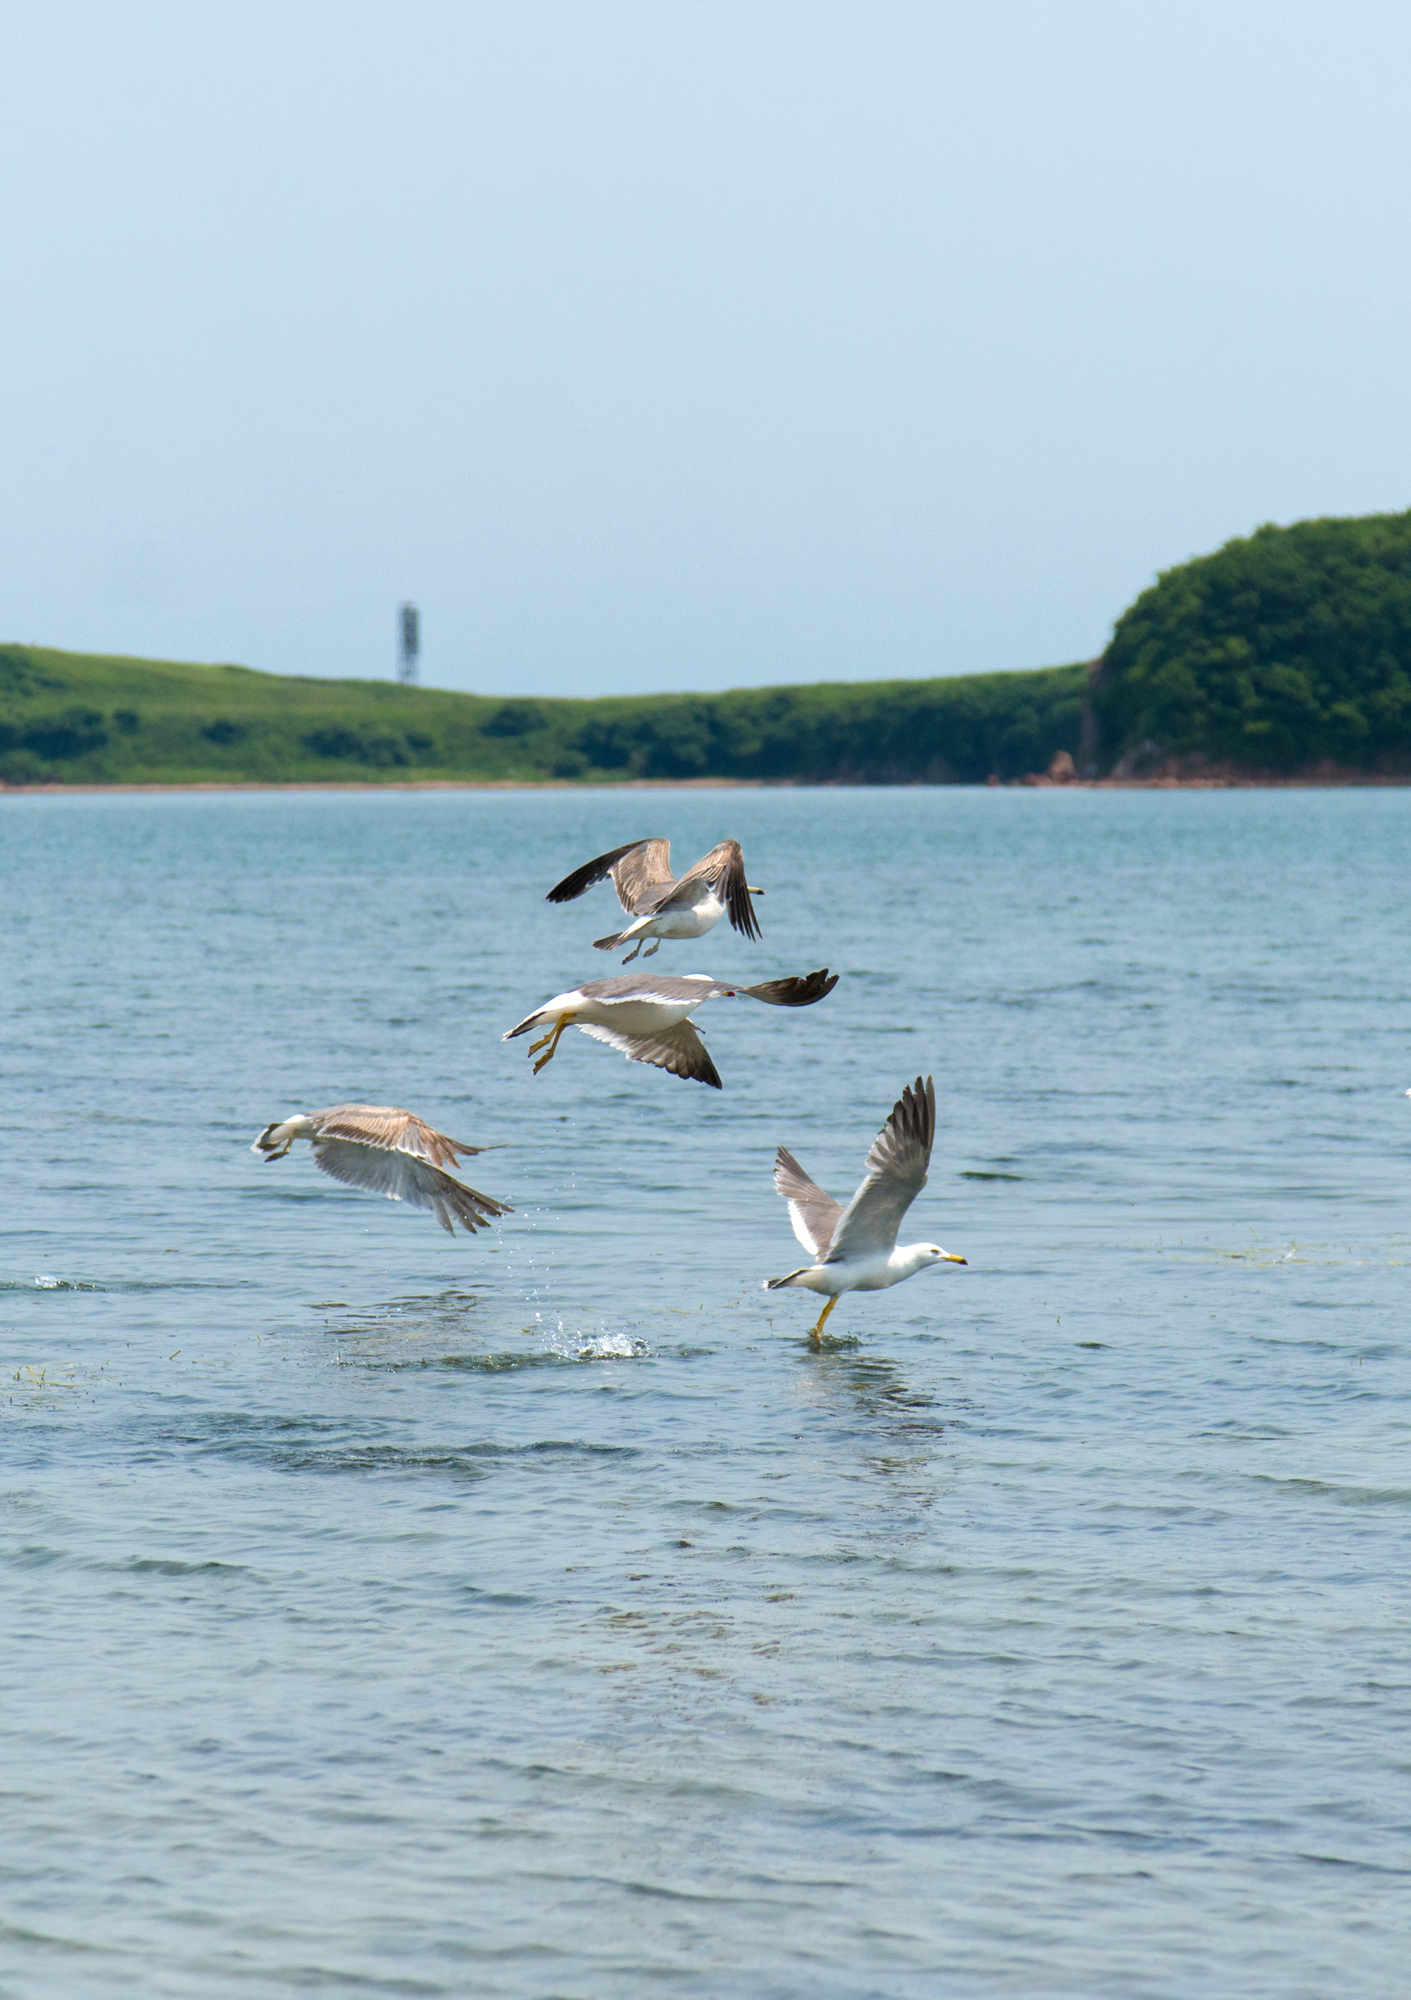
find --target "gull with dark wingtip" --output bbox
[504,969,838,1088]
[545,837,763,961]
[252,1104,510,1235]
[765,1077,966,1340]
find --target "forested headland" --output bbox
[1094,508,1411,777]
[5,508,1411,787]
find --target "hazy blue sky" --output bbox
[4,1,1411,696]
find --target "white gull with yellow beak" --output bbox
[504,968,837,1088]
[765,1076,966,1341]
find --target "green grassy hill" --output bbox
[0,643,1087,786]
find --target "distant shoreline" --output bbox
[4,772,1411,797]
[0,776,767,796]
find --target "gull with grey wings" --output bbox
[546,837,763,961]
[504,969,838,1088]
[765,1076,966,1340]
[252,1104,511,1235]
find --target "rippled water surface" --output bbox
[2,785,1409,1998]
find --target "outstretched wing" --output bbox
[316,1104,487,1168]
[545,839,673,914]
[773,1147,843,1258]
[825,1076,936,1262]
[310,1135,511,1235]
[575,969,835,1006]
[611,840,675,912]
[575,973,724,1005]
[739,968,839,1007]
[578,1018,723,1088]
[668,840,761,941]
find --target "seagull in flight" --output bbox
[546,837,763,961]
[765,1077,966,1340]
[504,969,838,1088]
[252,1104,510,1235]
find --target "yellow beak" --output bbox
[944,1253,967,1264]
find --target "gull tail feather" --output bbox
[594,914,652,952]
[764,1268,812,1290]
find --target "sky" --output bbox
[4,1,1411,698]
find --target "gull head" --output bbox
[893,1242,967,1279]
[252,1114,318,1159]
[889,1243,967,1282]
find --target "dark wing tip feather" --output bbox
[742,968,838,1007]
[727,879,762,941]
[720,841,762,942]
[673,1025,723,1089]
[914,1074,936,1154]
[545,841,652,904]
[581,1016,723,1087]
[880,1075,936,1166]
[430,1169,513,1233]
[448,1180,514,1228]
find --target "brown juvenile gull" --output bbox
[764,1077,966,1340]
[545,837,763,962]
[503,969,839,1089]
[251,1105,510,1235]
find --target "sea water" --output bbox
[1,785,1408,1998]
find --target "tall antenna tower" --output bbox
[397,602,420,685]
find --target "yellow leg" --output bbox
[531,1014,573,1074]
[808,1295,841,1342]
[527,1012,570,1055]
